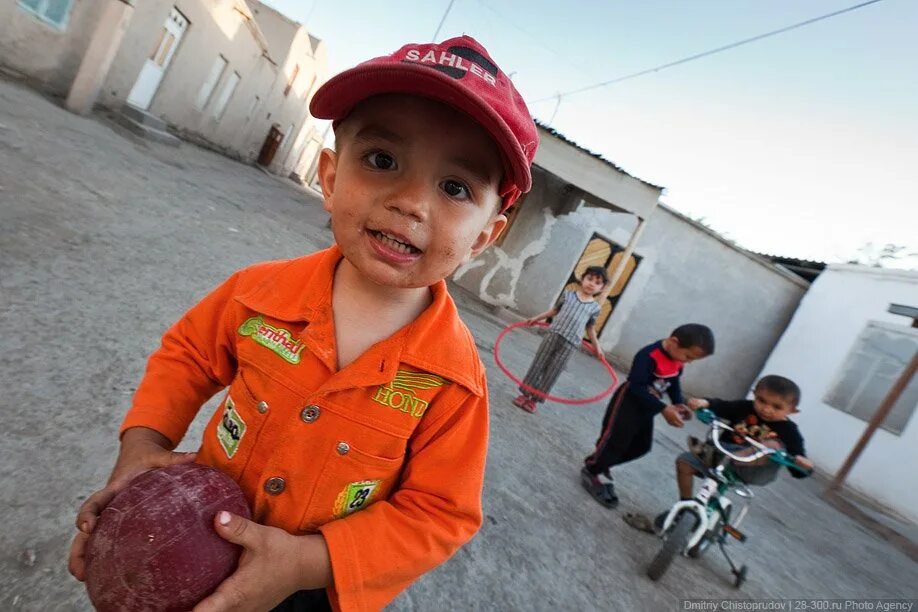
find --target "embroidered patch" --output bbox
[334,480,382,518]
[238,316,305,364]
[371,370,447,419]
[217,396,246,459]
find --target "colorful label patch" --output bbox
[217,395,246,458]
[238,316,305,364]
[371,370,447,419]
[334,480,382,517]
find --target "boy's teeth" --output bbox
[376,231,417,254]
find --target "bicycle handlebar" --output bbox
[695,408,810,474]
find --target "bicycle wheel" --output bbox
[647,512,694,581]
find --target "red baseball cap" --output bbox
[310,35,539,211]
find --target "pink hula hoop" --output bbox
[493,321,619,405]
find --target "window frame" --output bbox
[195,55,228,111]
[212,71,241,121]
[823,320,918,435]
[17,0,73,30]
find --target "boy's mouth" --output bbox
[369,229,422,255]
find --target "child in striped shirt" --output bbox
[513,266,608,413]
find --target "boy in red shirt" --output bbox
[68,36,538,611]
[582,324,714,508]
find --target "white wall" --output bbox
[757,264,918,522]
[0,0,107,96]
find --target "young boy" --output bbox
[512,266,607,413]
[67,36,539,611]
[676,375,814,499]
[582,324,715,508]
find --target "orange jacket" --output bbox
[121,246,489,611]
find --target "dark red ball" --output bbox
[84,463,251,612]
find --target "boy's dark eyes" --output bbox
[442,179,470,200]
[365,151,396,170]
[361,151,474,201]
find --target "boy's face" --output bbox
[318,94,507,289]
[579,273,605,296]
[663,337,708,363]
[752,388,796,421]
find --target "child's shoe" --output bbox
[581,466,618,508]
[513,395,537,413]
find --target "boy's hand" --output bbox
[794,455,814,471]
[687,398,709,410]
[68,427,197,581]
[193,512,331,612]
[675,404,693,421]
[661,405,685,428]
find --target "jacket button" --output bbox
[257,401,269,414]
[300,405,321,423]
[336,441,350,456]
[264,477,286,495]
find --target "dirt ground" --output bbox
[1,78,915,611]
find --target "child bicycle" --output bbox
[646,408,811,587]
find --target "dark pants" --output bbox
[272,589,331,612]
[584,382,655,474]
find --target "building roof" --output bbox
[235,0,273,62]
[825,263,918,280]
[534,121,662,191]
[657,205,811,288]
[889,303,918,321]
[755,253,827,283]
[529,123,813,287]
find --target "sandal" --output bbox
[622,512,656,534]
[581,467,618,508]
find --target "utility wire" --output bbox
[529,0,885,105]
[433,0,456,41]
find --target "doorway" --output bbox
[126,8,189,110]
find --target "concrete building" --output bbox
[757,265,918,522]
[455,124,809,397]
[1,0,326,180]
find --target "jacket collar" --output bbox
[234,246,485,397]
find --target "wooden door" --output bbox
[558,234,641,336]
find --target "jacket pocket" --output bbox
[298,437,405,532]
[197,368,269,481]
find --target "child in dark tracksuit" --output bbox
[582,324,715,508]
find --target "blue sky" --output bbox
[264,0,917,267]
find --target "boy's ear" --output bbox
[465,213,508,261]
[317,148,338,213]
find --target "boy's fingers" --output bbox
[67,531,89,581]
[212,511,260,548]
[75,456,196,534]
[164,451,197,467]
[75,486,120,533]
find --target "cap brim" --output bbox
[310,63,531,193]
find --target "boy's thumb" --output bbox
[166,451,197,466]
[213,511,258,547]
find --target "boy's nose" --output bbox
[384,179,429,222]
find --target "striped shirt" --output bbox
[549,290,601,345]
